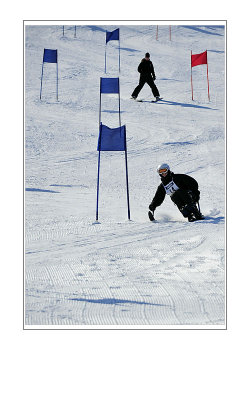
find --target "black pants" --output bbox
[171,189,198,218]
[132,75,160,98]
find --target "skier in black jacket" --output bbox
[148,163,204,222]
[131,53,160,100]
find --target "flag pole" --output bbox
[96,148,101,221]
[124,127,131,220]
[99,78,102,127]
[40,61,44,100]
[191,51,194,101]
[207,51,210,101]
[156,25,158,40]
[56,57,58,101]
[119,37,120,73]
[105,31,107,73]
[96,80,103,221]
[74,25,76,38]
[117,78,130,219]
[105,45,107,73]
[118,78,121,128]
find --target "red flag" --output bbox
[191,50,207,67]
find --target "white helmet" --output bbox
[157,163,170,175]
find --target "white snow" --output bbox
[25,23,225,327]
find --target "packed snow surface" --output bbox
[25,24,225,327]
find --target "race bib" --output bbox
[163,181,179,196]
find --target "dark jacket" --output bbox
[138,58,156,79]
[149,171,200,211]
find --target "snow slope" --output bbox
[25,23,225,327]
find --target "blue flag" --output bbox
[106,28,119,43]
[43,49,57,63]
[97,124,126,151]
[100,77,119,94]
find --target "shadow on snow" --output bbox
[102,110,125,114]
[163,141,195,146]
[202,216,225,224]
[182,26,224,36]
[152,99,215,110]
[86,25,107,33]
[69,298,165,306]
[120,47,140,53]
[26,188,59,193]
[157,215,224,225]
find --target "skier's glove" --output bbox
[153,76,156,81]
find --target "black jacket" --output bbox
[149,171,200,211]
[138,58,156,79]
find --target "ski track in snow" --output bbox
[25,24,225,327]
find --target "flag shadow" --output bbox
[182,26,224,36]
[26,188,60,193]
[69,297,165,307]
[102,110,125,114]
[120,47,140,53]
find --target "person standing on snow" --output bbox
[131,52,160,100]
[148,163,204,222]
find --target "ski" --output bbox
[189,217,205,222]
[148,212,205,222]
[131,97,163,103]
[130,97,143,102]
[151,97,163,103]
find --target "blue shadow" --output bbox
[102,110,125,114]
[160,78,181,82]
[120,47,140,53]
[208,49,224,54]
[86,25,107,33]
[202,216,225,224]
[182,25,223,36]
[50,184,72,188]
[164,141,194,146]
[158,215,224,225]
[26,188,59,193]
[70,297,164,306]
[50,184,87,188]
[148,99,215,110]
